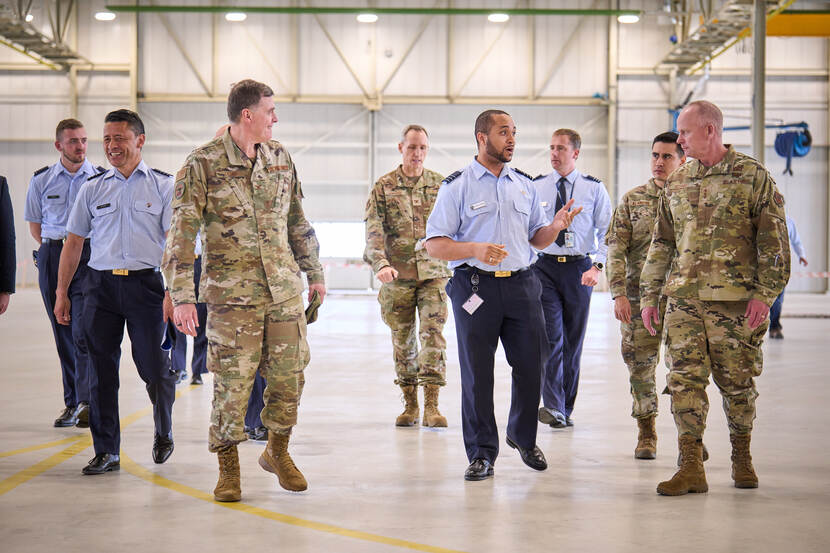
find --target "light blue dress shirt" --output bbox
[67,160,173,271]
[24,159,101,240]
[425,158,549,271]
[534,169,612,264]
[786,216,805,259]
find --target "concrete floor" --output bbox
[1,288,829,553]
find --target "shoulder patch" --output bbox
[442,170,462,185]
[773,190,785,207]
[513,168,533,180]
[584,174,601,183]
[87,170,107,181]
[33,166,48,177]
[152,168,172,177]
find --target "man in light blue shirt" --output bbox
[55,109,177,475]
[23,118,104,429]
[534,128,612,429]
[768,215,808,339]
[425,109,581,482]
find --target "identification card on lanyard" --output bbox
[564,231,576,248]
[463,272,484,315]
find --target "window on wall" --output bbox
[313,222,366,258]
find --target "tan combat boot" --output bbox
[656,435,708,496]
[214,446,241,502]
[395,385,419,427]
[258,432,308,491]
[677,440,710,466]
[730,434,759,489]
[634,415,657,459]
[422,385,448,427]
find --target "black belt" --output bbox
[456,264,530,278]
[98,268,159,277]
[42,237,91,246]
[538,253,586,263]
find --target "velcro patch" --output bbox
[175,181,185,200]
[773,190,785,207]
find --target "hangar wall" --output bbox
[1,0,827,292]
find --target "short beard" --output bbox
[485,139,511,163]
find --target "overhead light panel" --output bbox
[356,13,378,23]
[225,12,247,22]
[25,14,34,22]
[617,14,640,23]
[488,13,510,23]
[94,11,116,21]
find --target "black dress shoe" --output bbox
[538,407,567,428]
[82,453,120,475]
[54,406,78,427]
[75,402,90,428]
[190,373,203,385]
[246,425,268,441]
[464,458,494,481]
[506,436,547,471]
[152,434,174,464]
[175,371,188,384]
[565,416,574,427]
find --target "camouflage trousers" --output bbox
[205,295,310,452]
[620,296,667,419]
[378,277,449,387]
[664,297,767,439]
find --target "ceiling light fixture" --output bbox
[617,14,640,23]
[25,14,34,22]
[356,13,378,23]
[488,13,510,23]
[225,12,247,22]
[94,11,116,21]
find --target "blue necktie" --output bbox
[555,177,567,247]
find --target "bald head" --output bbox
[683,100,723,136]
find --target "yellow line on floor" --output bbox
[0,435,86,459]
[0,436,93,496]
[120,453,468,553]
[0,384,197,496]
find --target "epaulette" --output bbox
[584,174,601,183]
[87,170,107,181]
[513,168,533,180]
[442,170,462,185]
[533,174,546,181]
[153,168,173,177]
[95,165,106,173]
[33,166,48,177]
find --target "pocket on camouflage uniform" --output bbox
[205,309,239,374]
[739,324,767,377]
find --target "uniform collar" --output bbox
[552,168,579,185]
[222,127,253,167]
[111,159,149,182]
[646,178,662,196]
[53,158,96,179]
[691,144,736,178]
[471,157,518,183]
[396,165,423,188]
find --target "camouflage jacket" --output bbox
[640,146,790,308]
[363,166,451,280]
[162,128,323,306]
[606,178,662,305]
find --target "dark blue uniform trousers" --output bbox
[447,267,548,464]
[84,269,176,455]
[769,290,785,331]
[38,239,91,407]
[534,256,593,418]
[171,257,207,376]
[245,373,267,429]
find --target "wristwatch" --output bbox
[592,262,604,271]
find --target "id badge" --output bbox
[462,293,484,315]
[564,231,576,248]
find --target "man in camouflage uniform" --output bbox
[364,124,451,427]
[640,101,789,496]
[607,131,685,460]
[162,79,325,502]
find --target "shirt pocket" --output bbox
[134,199,163,216]
[93,200,118,217]
[464,199,496,219]
[43,194,67,219]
